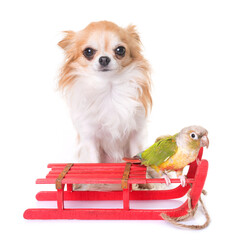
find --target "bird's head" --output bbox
[177,125,209,151]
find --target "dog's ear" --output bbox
[125,25,141,42]
[58,31,76,50]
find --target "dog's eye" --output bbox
[115,46,126,57]
[83,48,96,59]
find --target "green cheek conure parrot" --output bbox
[136,126,209,187]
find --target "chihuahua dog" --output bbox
[58,21,152,173]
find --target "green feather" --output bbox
[141,134,178,167]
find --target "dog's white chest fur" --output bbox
[67,70,146,163]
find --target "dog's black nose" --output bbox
[99,56,111,66]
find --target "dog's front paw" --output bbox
[72,184,83,191]
[132,183,154,190]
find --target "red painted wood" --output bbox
[198,147,204,161]
[123,187,130,210]
[189,159,208,209]
[47,169,146,176]
[122,158,141,163]
[36,177,194,185]
[24,149,208,220]
[67,184,72,192]
[57,185,65,210]
[24,202,189,220]
[47,173,124,179]
[36,178,122,184]
[36,185,190,201]
[47,163,126,168]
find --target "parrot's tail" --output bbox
[134,152,143,160]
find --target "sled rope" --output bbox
[121,162,132,189]
[161,187,210,230]
[56,163,73,189]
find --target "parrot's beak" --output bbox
[200,135,209,148]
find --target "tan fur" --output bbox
[58,21,152,115]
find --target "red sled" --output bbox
[24,148,208,220]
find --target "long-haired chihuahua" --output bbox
[58,21,152,168]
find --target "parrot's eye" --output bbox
[190,132,198,140]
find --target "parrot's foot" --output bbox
[162,173,171,186]
[179,175,186,187]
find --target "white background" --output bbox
[1,0,240,239]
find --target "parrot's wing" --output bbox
[141,135,178,167]
[155,135,171,143]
